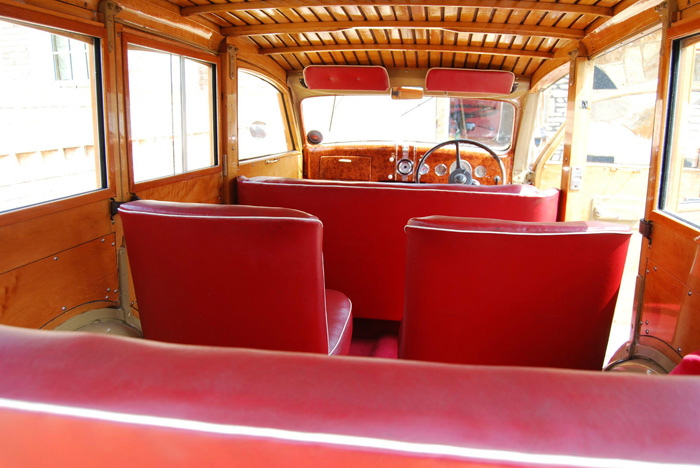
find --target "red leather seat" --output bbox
[119,201,352,355]
[399,216,632,369]
[238,176,559,321]
[1,324,699,466]
[671,350,700,375]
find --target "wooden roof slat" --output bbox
[222,20,585,40]
[181,0,614,18]
[258,42,554,59]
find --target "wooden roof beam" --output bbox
[222,20,584,40]
[258,43,554,59]
[182,0,613,18]
[584,0,663,35]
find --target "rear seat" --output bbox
[0,324,698,467]
[237,176,559,321]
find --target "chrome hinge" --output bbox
[639,219,653,244]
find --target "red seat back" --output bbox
[1,324,699,466]
[399,216,632,369]
[119,201,330,353]
[237,176,560,321]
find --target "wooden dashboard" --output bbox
[305,143,512,185]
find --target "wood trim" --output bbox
[559,56,594,221]
[644,1,676,221]
[583,8,662,58]
[134,171,222,203]
[121,29,220,61]
[0,235,119,329]
[237,58,288,89]
[181,0,613,18]
[131,166,222,193]
[116,0,223,51]
[0,0,102,28]
[0,190,115,229]
[0,200,113,275]
[648,210,700,243]
[585,0,663,36]
[239,150,301,166]
[0,3,115,228]
[221,40,238,204]
[223,21,584,41]
[259,43,554,60]
[120,31,223,194]
[668,14,700,40]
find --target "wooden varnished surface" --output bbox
[306,142,512,184]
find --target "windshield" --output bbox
[301,95,515,151]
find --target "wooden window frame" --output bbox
[0,4,114,228]
[121,31,222,193]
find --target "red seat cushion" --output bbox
[119,200,351,355]
[1,324,699,466]
[671,350,700,375]
[325,289,353,355]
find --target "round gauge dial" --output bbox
[397,158,414,176]
[474,165,487,178]
[449,160,473,174]
[419,163,430,175]
[435,164,448,176]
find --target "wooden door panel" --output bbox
[0,200,113,275]
[0,235,119,328]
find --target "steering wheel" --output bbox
[414,139,506,185]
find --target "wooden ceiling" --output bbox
[168,0,645,77]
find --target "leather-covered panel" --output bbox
[119,201,331,353]
[0,325,699,466]
[399,217,632,369]
[325,289,353,355]
[238,176,560,321]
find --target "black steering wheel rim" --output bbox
[414,139,506,185]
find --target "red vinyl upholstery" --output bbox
[399,216,632,370]
[1,324,699,467]
[237,176,559,321]
[119,200,352,355]
[671,350,700,375]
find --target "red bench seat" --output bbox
[237,176,559,321]
[0,324,698,467]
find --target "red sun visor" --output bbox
[425,68,515,94]
[303,66,390,91]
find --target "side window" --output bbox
[660,34,700,226]
[0,19,106,213]
[237,70,293,161]
[126,44,217,184]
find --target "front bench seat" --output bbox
[399,216,632,369]
[119,201,352,355]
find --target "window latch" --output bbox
[639,219,653,244]
[110,195,141,221]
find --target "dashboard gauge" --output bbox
[449,160,473,174]
[419,163,430,175]
[474,165,487,178]
[435,164,448,176]
[397,158,414,175]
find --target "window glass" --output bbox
[0,19,105,213]
[528,75,568,189]
[301,95,515,152]
[51,35,89,82]
[237,70,293,161]
[127,45,216,183]
[661,35,700,226]
[589,29,661,166]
